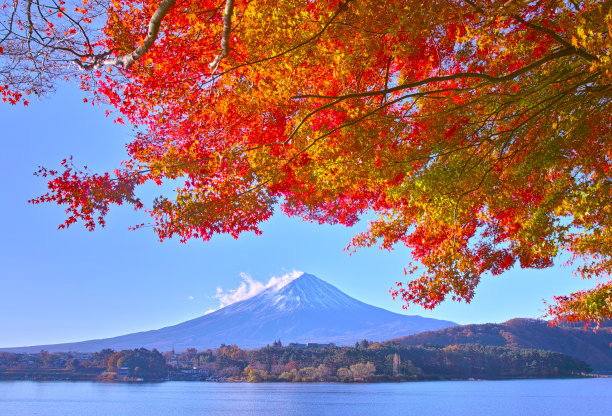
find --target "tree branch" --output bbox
[208,0,235,73]
[26,0,33,47]
[75,0,176,70]
[463,0,599,63]
[294,48,575,101]
[514,17,599,63]
[215,0,353,77]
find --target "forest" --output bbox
[392,318,612,373]
[0,341,591,382]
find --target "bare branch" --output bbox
[26,0,33,46]
[208,0,235,73]
[75,0,176,70]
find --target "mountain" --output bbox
[389,318,612,373]
[1,273,457,353]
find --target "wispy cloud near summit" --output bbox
[212,270,303,309]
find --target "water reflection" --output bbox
[1,379,611,416]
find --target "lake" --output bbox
[1,378,611,416]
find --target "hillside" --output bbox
[390,318,612,373]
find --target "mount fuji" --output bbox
[2,273,457,352]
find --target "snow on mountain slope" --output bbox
[1,273,457,352]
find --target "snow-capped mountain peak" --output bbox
[1,272,457,352]
[236,272,368,312]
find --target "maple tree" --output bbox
[2,0,612,324]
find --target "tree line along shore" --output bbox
[0,340,591,383]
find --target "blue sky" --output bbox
[0,85,598,348]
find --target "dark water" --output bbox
[1,378,611,416]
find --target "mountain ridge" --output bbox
[389,318,612,373]
[1,272,457,352]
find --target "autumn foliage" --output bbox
[2,0,612,324]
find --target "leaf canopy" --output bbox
[3,0,612,323]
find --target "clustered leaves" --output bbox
[29,157,143,230]
[3,0,612,323]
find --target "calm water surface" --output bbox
[1,378,611,416]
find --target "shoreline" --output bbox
[0,373,602,384]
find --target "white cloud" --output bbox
[204,308,217,315]
[188,295,194,301]
[213,270,303,308]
